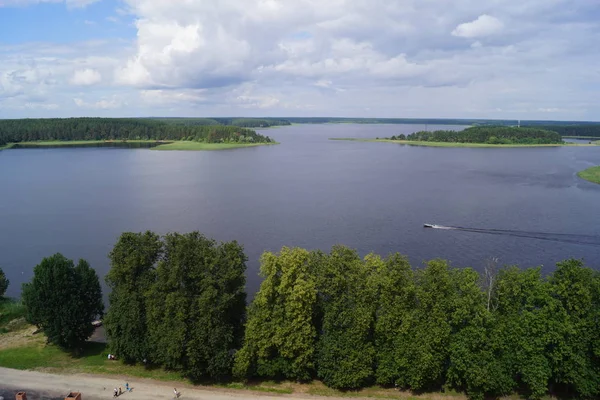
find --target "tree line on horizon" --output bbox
[10,231,600,400]
[155,117,291,128]
[0,118,274,145]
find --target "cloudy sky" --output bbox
[1,0,599,120]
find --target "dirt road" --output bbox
[0,367,328,400]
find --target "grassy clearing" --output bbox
[577,166,600,184]
[152,141,278,151]
[330,138,596,148]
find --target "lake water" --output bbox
[1,123,600,299]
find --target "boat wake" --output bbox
[424,224,600,247]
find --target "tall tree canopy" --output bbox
[145,232,247,381]
[104,231,162,364]
[22,254,103,351]
[234,247,320,381]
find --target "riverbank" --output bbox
[330,138,597,147]
[1,140,277,151]
[152,141,278,151]
[577,166,600,184]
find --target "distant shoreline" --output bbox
[329,138,598,148]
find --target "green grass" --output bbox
[0,143,15,150]
[577,166,600,184]
[330,138,596,148]
[0,298,27,333]
[0,341,185,381]
[152,141,278,151]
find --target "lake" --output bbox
[1,123,600,299]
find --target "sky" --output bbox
[1,0,600,120]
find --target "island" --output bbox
[0,118,277,151]
[331,126,599,147]
[577,166,600,184]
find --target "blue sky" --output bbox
[1,0,600,120]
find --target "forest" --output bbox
[12,231,599,400]
[536,125,600,138]
[0,118,274,145]
[395,126,564,144]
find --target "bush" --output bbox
[0,267,8,297]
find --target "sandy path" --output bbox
[0,367,341,400]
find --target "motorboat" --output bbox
[423,223,435,228]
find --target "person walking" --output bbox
[125,383,130,392]
[173,387,180,398]
[113,387,118,397]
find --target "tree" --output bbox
[315,246,376,389]
[491,267,558,400]
[547,259,600,398]
[446,268,513,400]
[371,253,416,386]
[0,266,8,297]
[146,232,247,381]
[22,254,103,351]
[393,259,455,391]
[234,247,320,381]
[104,231,162,363]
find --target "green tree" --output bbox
[0,267,8,297]
[234,247,319,381]
[104,231,162,363]
[315,246,376,389]
[547,259,600,398]
[146,232,247,381]
[371,253,416,386]
[446,268,514,400]
[393,259,454,391]
[22,254,103,351]
[492,267,559,400]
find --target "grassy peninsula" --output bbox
[330,138,587,148]
[333,126,600,147]
[577,166,600,184]
[0,118,276,151]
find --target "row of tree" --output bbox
[0,118,274,144]
[402,127,563,144]
[16,233,600,399]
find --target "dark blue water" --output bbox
[1,124,599,299]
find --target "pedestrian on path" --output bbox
[174,387,180,398]
[125,382,130,392]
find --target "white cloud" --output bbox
[452,14,504,38]
[2,0,600,119]
[74,96,123,109]
[140,89,206,105]
[70,68,102,85]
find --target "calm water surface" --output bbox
[1,124,599,299]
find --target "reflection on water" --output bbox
[12,141,166,149]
